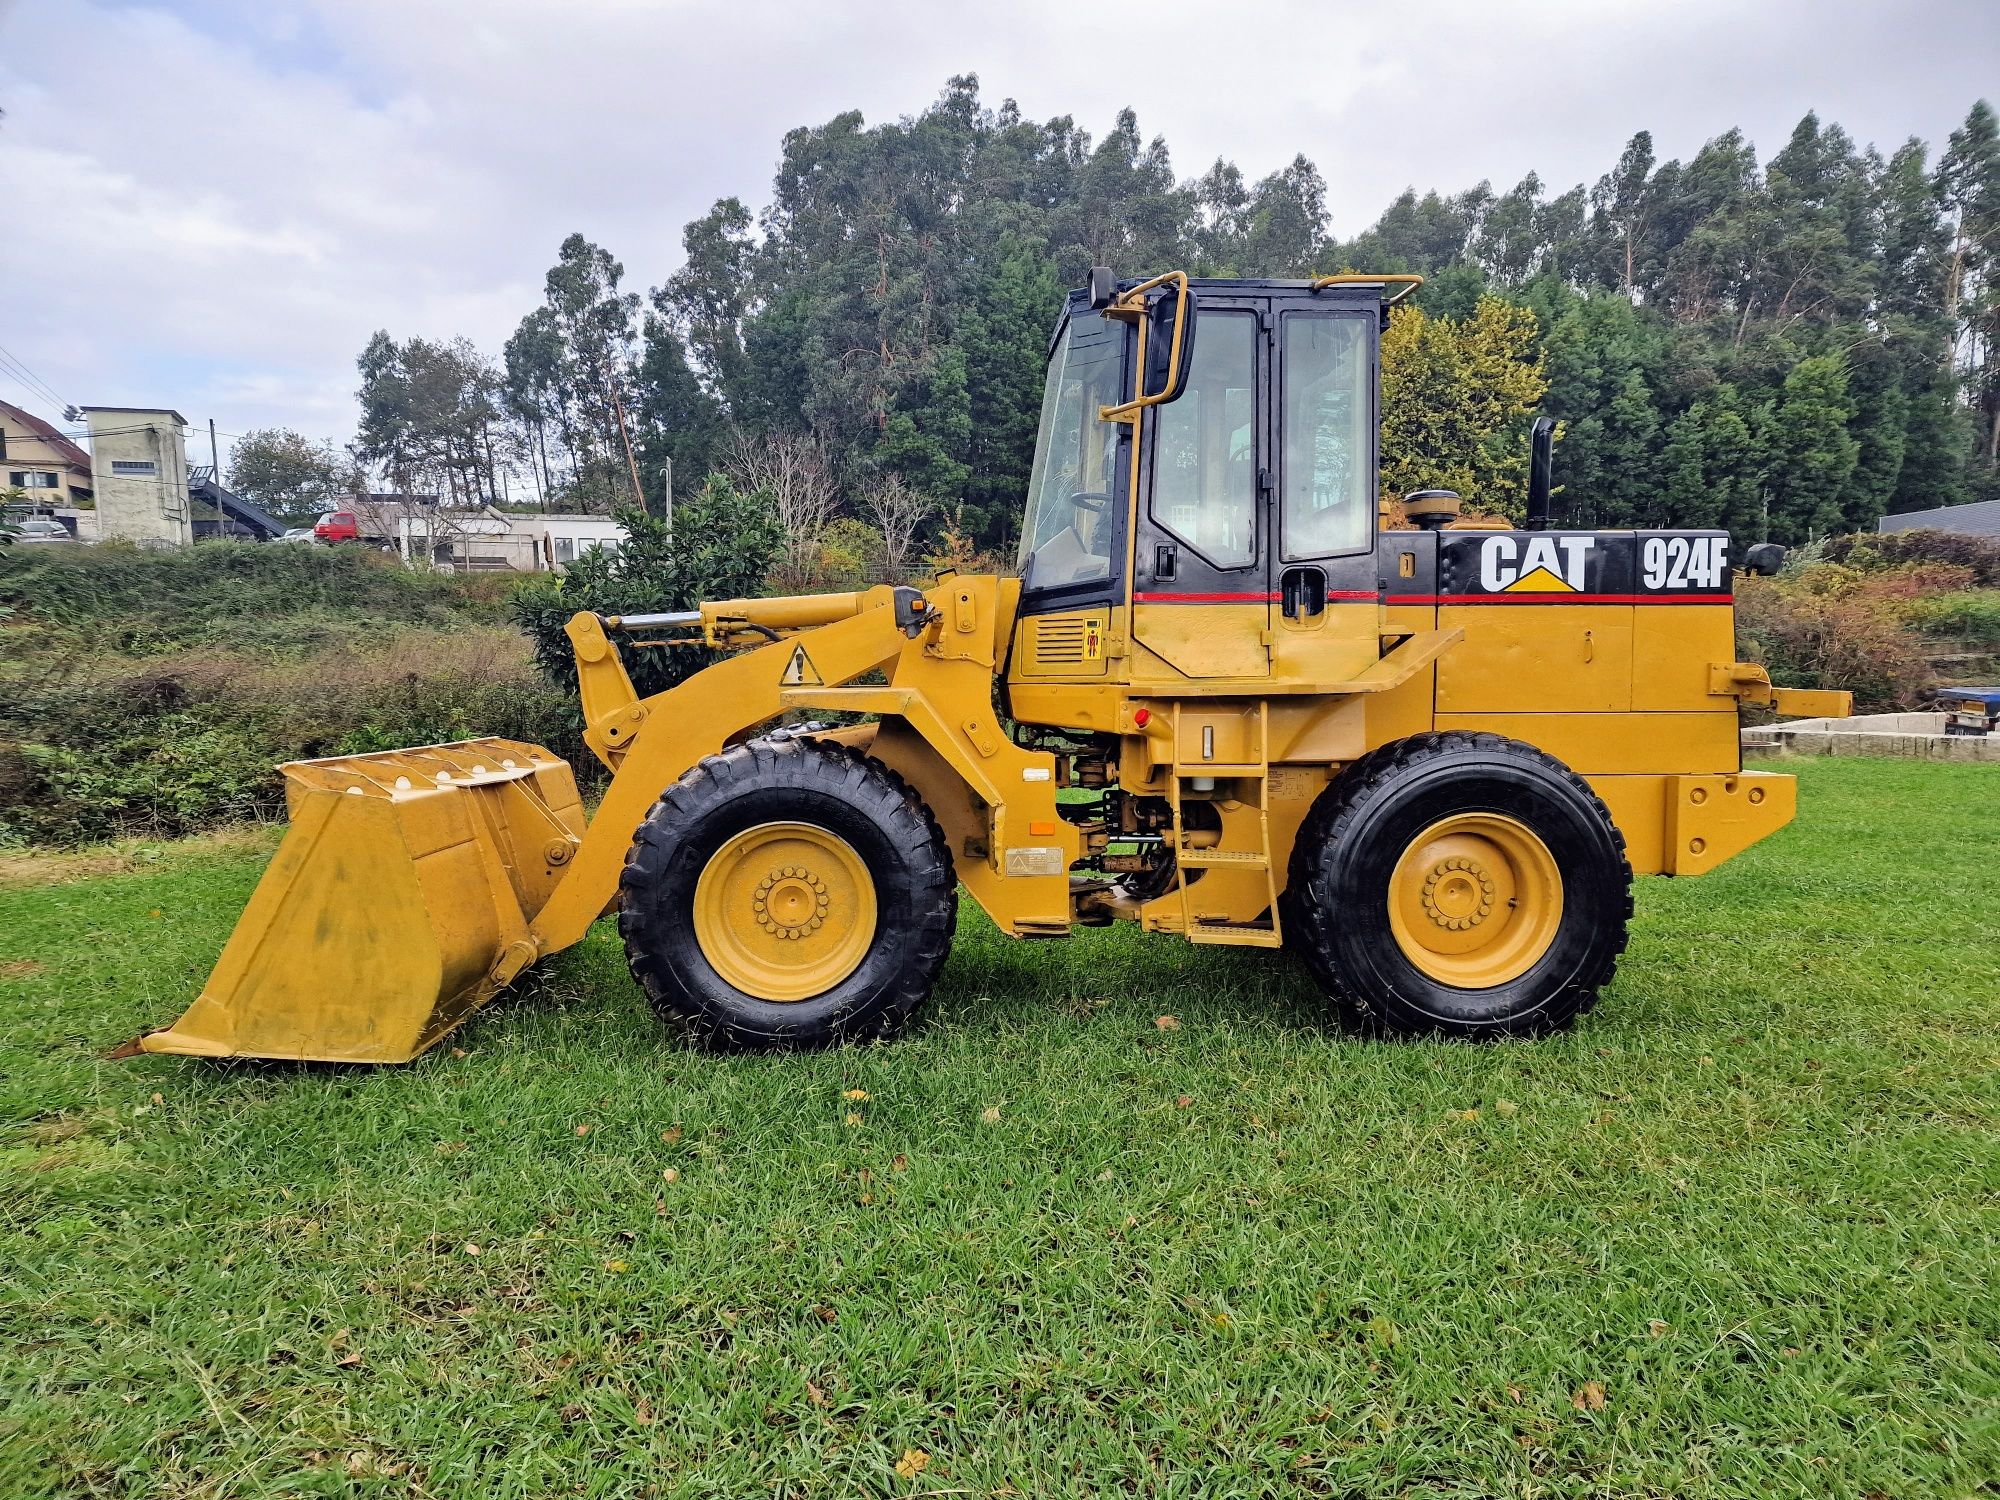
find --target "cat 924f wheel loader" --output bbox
[135,270,1851,1063]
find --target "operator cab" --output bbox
[1017,273,1415,682]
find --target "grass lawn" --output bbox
[2,756,1995,1498]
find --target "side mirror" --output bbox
[1099,271,1197,421]
[1742,542,1787,576]
[1142,281,1197,407]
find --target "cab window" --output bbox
[1281,314,1371,558]
[1018,312,1125,591]
[1149,311,1256,569]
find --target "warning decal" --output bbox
[780,643,823,687]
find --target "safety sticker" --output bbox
[1083,615,1104,660]
[780,644,823,687]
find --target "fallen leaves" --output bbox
[894,1448,930,1479]
[661,1127,682,1144]
[1493,1098,1518,1118]
[1647,1319,1670,1338]
[662,1167,680,1183]
[979,1106,1001,1125]
[462,1243,482,1257]
[844,1112,863,1128]
[805,1380,828,1407]
[841,1088,869,1101]
[1571,1380,1607,1412]
[574,1124,591,1137]
[1154,1015,1181,1031]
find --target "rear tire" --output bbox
[1283,732,1631,1039]
[619,737,955,1051]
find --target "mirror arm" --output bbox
[1098,270,1192,421]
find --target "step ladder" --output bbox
[1166,703,1283,948]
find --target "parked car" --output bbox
[10,517,77,545]
[275,527,319,545]
[313,510,361,543]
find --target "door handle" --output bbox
[1153,543,1178,582]
[1280,566,1327,619]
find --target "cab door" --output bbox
[1268,305,1385,684]
[1129,301,1271,679]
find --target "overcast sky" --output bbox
[1,0,1995,460]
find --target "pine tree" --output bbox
[1760,355,1860,542]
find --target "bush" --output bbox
[1902,589,2000,648]
[1736,575,1933,711]
[1820,529,2000,587]
[0,540,490,653]
[511,475,782,703]
[0,543,574,847]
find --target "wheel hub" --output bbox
[755,867,830,937]
[1387,813,1563,989]
[1420,856,1496,930]
[693,823,877,1001]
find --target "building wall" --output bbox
[86,411,191,546]
[0,409,94,507]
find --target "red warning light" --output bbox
[1133,708,1151,728]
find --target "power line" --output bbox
[0,340,68,413]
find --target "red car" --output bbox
[313,510,360,543]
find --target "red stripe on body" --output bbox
[1387,592,1730,606]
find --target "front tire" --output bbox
[1283,732,1631,1039]
[619,738,955,1050]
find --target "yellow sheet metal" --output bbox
[139,738,582,1063]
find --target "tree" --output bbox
[225,428,361,523]
[1759,354,1860,542]
[1379,295,1548,517]
[634,315,726,514]
[354,333,501,503]
[511,474,781,703]
[859,472,935,581]
[725,429,842,590]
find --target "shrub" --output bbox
[1736,576,1933,711]
[1820,529,2000,587]
[1903,589,2000,648]
[511,476,782,703]
[0,540,489,647]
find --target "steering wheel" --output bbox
[1068,491,1114,515]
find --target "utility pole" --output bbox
[208,418,219,477]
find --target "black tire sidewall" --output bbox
[1307,742,1628,1034]
[621,747,950,1047]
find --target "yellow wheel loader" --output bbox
[136,270,1850,1064]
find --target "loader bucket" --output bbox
[140,738,586,1064]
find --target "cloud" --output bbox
[0,0,1993,451]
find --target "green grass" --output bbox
[2,757,1995,1498]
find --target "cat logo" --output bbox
[1479,534,1596,593]
[779,643,823,687]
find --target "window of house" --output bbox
[10,470,59,489]
[111,459,158,477]
[553,537,575,565]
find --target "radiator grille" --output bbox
[1032,616,1088,664]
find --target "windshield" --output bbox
[1017,311,1126,589]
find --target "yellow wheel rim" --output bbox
[1387,812,1563,989]
[692,822,877,1002]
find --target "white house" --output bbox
[396,510,629,572]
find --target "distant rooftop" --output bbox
[1878,498,2000,539]
[79,405,190,427]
